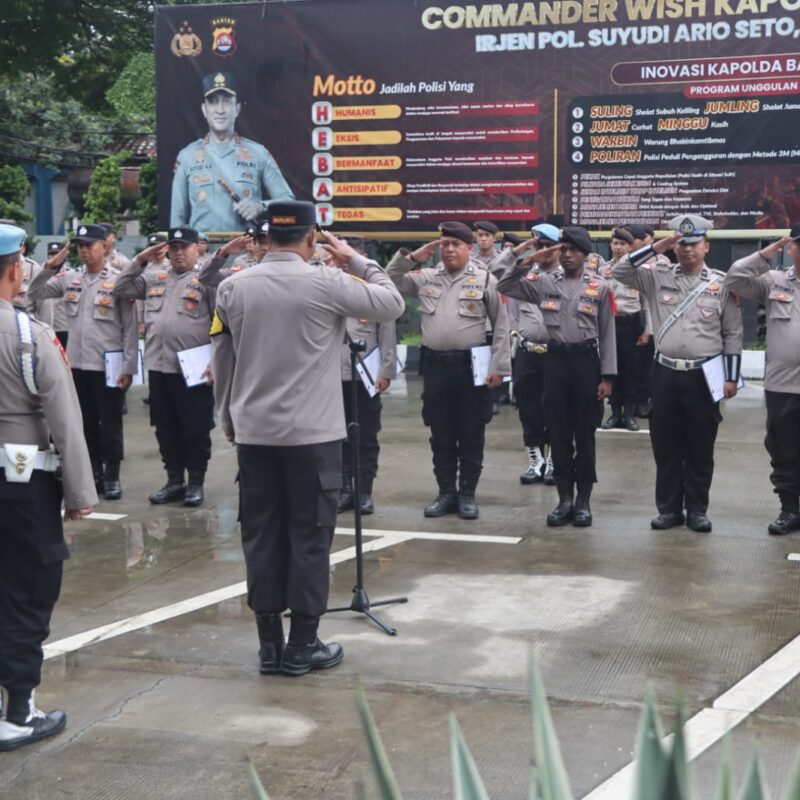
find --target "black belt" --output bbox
[519,338,548,354]
[547,339,598,355]
[424,348,472,365]
[615,312,642,327]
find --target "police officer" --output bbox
[29,224,138,500]
[199,225,265,288]
[498,227,616,528]
[13,240,54,326]
[197,232,212,267]
[170,72,294,232]
[113,227,216,507]
[46,242,70,347]
[600,227,650,432]
[336,237,397,516]
[387,222,511,520]
[0,223,97,750]
[211,201,403,677]
[100,222,131,270]
[503,223,562,485]
[473,221,501,273]
[724,227,800,535]
[614,215,743,532]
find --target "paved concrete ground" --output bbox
[1,376,798,799]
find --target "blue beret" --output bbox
[0,223,27,257]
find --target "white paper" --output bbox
[104,350,144,388]
[470,345,510,387]
[354,346,382,398]
[701,354,745,402]
[176,343,212,388]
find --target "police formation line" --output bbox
[2,206,800,750]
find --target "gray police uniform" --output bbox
[29,263,138,482]
[198,252,258,288]
[0,299,96,728]
[170,134,294,232]
[387,250,511,499]
[13,258,53,327]
[113,258,216,488]
[724,251,800,514]
[211,252,403,621]
[497,250,616,493]
[339,315,397,508]
[613,251,743,516]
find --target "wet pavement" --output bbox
[1,376,798,799]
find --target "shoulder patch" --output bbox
[209,309,229,337]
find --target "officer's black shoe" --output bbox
[601,410,623,430]
[359,495,375,515]
[573,493,592,527]
[337,487,354,513]
[768,511,800,536]
[686,511,712,533]
[650,512,685,530]
[546,487,574,527]
[624,416,640,432]
[0,690,67,752]
[103,480,122,500]
[183,484,204,507]
[491,400,501,416]
[424,492,458,517]
[256,613,284,675]
[148,482,186,504]
[281,639,344,677]
[457,493,479,520]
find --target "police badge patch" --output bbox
[211,17,238,57]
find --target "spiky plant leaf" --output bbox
[713,736,735,800]
[356,687,404,800]
[449,714,491,800]
[737,751,771,800]
[783,755,800,800]
[247,760,270,800]
[632,685,669,800]
[665,702,691,800]
[528,660,573,800]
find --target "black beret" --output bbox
[438,221,474,245]
[74,223,108,243]
[473,221,499,235]
[560,226,593,254]
[642,225,656,237]
[611,227,634,244]
[503,232,525,246]
[268,201,316,228]
[624,224,648,241]
[167,226,200,244]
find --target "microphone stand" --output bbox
[327,337,408,636]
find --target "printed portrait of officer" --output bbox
[170,71,295,233]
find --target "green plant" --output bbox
[83,150,131,224]
[0,164,32,222]
[134,159,158,235]
[250,659,800,799]
[399,332,422,346]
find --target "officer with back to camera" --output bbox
[0,223,97,751]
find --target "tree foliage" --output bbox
[83,151,131,224]
[135,159,159,235]
[107,53,156,128]
[0,164,32,222]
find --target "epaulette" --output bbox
[346,273,368,285]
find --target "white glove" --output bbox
[234,199,262,221]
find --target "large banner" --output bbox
[155,0,800,236]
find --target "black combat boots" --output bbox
[547,484,574,527]
[256,613,285,675]
[573,483,593,527]
[149,470,186,504]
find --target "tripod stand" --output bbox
[327,337,408,636]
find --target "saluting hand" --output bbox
[134,242,168,267]
[64,507,94,521]
[521,244,561,267]
[409,238,443,265]
[44,243,71,271]
[218,235,251,259]
[513,236,539,257]
[320,230,359,268]
[760,235,792,260]
[652,232,681,254]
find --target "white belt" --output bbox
[0,445,61,483]
[655,352,711,372]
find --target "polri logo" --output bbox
[211,17,237,58]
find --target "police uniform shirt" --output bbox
[340,316,398,382]
[496,250,617,376]
[198,252,258,288]
[211,253,404,446]
[13,257,54,326]
[170,134,295,231]
[613,256,742,360]
[600,259,651,331]
[386,250,512,375]
[113,260,215,373]
[29,263,139,374]
[0,299,97,509]
[108,249,131,271]
[507,264,562,344]
[724,252,800,393]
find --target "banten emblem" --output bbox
[211,17,237,58]
[170,22,203,58]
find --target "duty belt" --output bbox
[548,339,598,355]
[0,445,61,483]
[655,352,712,372]
[519,338,548,354]
[424,348,472,365]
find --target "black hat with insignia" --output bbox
[99,222,116,236]
[560,226,593,254]
[47,241,64,255]
[245,224,258,237]
[167,226,200,244]
[473,221,499,235]
[611,227,634,244]
[203,72,237,98]
[74,223,108,243]
[147,233,167,246]
[438,221,474,245]
[789,222,800,241]
[267,201,316,228]
[503,232,524,246]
